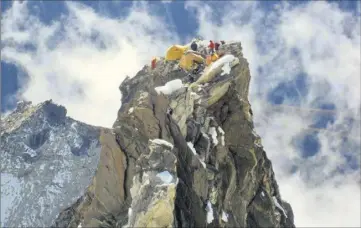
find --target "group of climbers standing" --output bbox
[205,40,225,67]
[150,38,227,82]
[190,40,225,56]
[207,40,225,54]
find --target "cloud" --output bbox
[1,1,360,227]
[186,1,360,227]
[1,1,178,127]
[161,0,173,4]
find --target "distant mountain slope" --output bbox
[1,100,103,227]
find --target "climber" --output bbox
[191,41,198,51]
[151,57,157,69]
[208,40,215,54]
[215,42,220,51]
[215,40,226,52]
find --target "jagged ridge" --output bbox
[51,40,295,228]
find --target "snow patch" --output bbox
[128,107,134,114]
[220,135,225,146]
[187,142,197,155]
[272,196,288,218]
[208,55,236,72]
[77,222,82,228]
[187,142,206,168]
[221,62,232,75]
[221,210,229,222]
[71,122,78,131]
[24,146,37,158]
[1,173,22,227]
[208,127,218,146]
[52,170,71,188]
[252,129,259,137]
[154,79,183,95]
[150,138,174,149]
[156,171,174,184]
[218,127,225,146]
[217,126,225,135]
[206,201,214,224]
[261,191,265,197]
[199,160,206,168]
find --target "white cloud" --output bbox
[1,1,178,127]
[161,0,173,3]
[186,1,360,227]
[1,1,360,227]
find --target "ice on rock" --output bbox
[221,210,229,222]
[156,171,174,184]
[206,201,214,224]
[154,79,183,95]
[208,127,218,146]
[187,142,197,155]
[272,196,288,218]
[150,139,174,149]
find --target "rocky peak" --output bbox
[2,99,67,136]
[15,100,32,112]
[52,40,295,228]
[1,100,103,228]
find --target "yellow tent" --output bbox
[165,45,189,61]
[206,53,219,66]
[179,52,205,71]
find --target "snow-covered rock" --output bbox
[0,100,102,228]
[155,79,184,95]
[206,201,214,224]
[221,210,229,222]
[208,127,218,146]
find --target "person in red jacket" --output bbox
[208,40,215,54]
[151,57,157,69]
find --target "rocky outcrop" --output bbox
[52,41,295,227]
[52,129,128,228]
[0,100,102,228]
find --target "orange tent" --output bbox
[206,53,219,66]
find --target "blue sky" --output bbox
[1,0,360,226]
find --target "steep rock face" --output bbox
[0,100,102,228]
[52,129,128,228]
[53,41,295,228]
